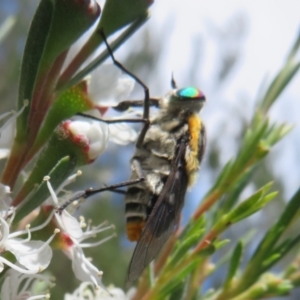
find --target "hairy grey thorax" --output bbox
[127,108,191,197]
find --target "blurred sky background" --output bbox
[1,0,299,198]
[142,0,300,200]
[0,0,300,298]
[110,0,300,223]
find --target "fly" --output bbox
[58,29,206,284]
[123,83,206,283]
[97,30,207,282]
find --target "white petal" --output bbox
[0,217,10,248]
[68,120,90,136]
[108,123,138,145]
[70,246,103,287]
[7,240,52,271]
[58,211,83,239]
[114,74,135,102]
[1,270,51,300]
[0,260,4,273]
[89,125,109,158]
[89,64,135,106]
[88,140,106,159]
[68,120,109,160]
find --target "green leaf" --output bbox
[13,121,93,207]
[214,239,230,250]
[224,241,243,288]
[214,169,255,219]
[61,16,149,92]
[99,0,153,36]
[259,31,300,114]
[33,81,93,152]
[168,282,187,300]
[14,156,77,223]
[180,215,206,240]
[265,123,293,146]
[234,118,269,169]
[39,0,100,73]
[251,186,300,263]
[17,0,100,142]
[169,230,205,268]
[262,235,300,271]
[159,259,201,298]
[213,231,255,274]
[17,0,54,142]
[228,183,276,224]
[260,61,300,113]
[286,30,300,62]
[208,160,233,191]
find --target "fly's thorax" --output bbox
[129,150,171,194]
[143,124,187,159]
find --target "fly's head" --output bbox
[161,87,206,114]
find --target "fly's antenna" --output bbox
[171,72,178,89]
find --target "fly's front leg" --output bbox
[76,112,148,125]
[113,98,159,112]
[77,98,160,124]
[99,29,152,149]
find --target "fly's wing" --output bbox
[127,136,189,283]
[198,121,206,163]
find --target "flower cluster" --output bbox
[0,0,153,298]
[0,64,135,298]
[64,282,136,300]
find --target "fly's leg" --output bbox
[99,29,151,148]
[105,159,145,197]
[112,98,159,112]
[131,158,145,179]
[61,31,151,213]
[76,113,148,125]
[77,96,159,125]
[57,178,144,213]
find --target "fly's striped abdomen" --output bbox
[125,167,169,241]
[125,186,148,241]
[125,120,187,241]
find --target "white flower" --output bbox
[108,120,138,145]
[67,118,110,160]
[0,213,56,274]
[64,282,136,300]
[45,178,115,289]
[73,110,137,154]
[1,269,52,300]
[82,63,138,146]
[89,64,135,107]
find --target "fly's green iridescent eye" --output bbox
[176,87,203,99]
